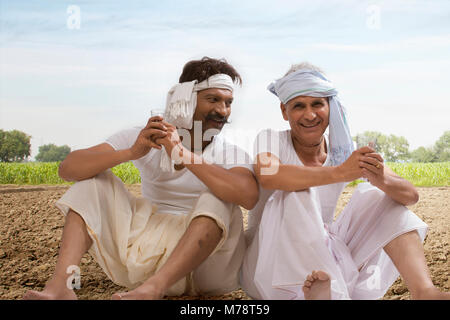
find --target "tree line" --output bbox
[0,129,70,163]
[0,128,449,163]
[354,130,449,163]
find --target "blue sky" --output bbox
[1,0,449,159]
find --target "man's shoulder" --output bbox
[255,128,290,146]
[105,125,145,153]
[107,125,144,138]
[212,134,250,155]
[117,125,144,135]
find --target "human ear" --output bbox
[280,103,288,121]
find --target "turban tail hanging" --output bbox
[267,69,354,166]
[160,74,235,172]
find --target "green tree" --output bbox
[35,144,71,162]
[381,134,410,162]
[0,129,31,162]
[409,146,437,162]
[434,130,450,162]
[354,131,384,151]
[353,131,409,162]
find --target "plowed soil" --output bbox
[0,184,448,300]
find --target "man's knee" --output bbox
[189,215,223,242]
[66,209,93,249]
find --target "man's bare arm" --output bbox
[154,121,259,210]
[360,153,419,206]
[184,156,259,210]
[59,116,168,182]
[58,143,132,182]
[255,147,374,191]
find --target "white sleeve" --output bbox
[253,128,282,159]
[221,143,254,172]
[104,127,141,151]
[204,137,254,173]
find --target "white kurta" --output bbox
[240,129,428,300]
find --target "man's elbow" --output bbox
[408,189,420,206]
[257,174,278,190]
[58,161,68,180]
[241,197,258,211]
[58,160,76,182]
[399,189,419,207]
[240,188,259,211]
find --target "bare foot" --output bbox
[413,287,450,300]
[302,270,331,300]
[23,278,77,300]
[112,280,165,300]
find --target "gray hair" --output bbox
[284,62,325,76]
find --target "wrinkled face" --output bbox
[281,95,330,146]
[193,88,233,133]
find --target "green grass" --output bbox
[0,161,448,187]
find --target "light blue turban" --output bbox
[268,68,354,166]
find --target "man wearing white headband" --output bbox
[240,62,449,300]
[24,57,258,300]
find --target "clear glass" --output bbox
[151,108,165,118]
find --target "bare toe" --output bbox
[111,293,123,300]
[23,290,43,300]
[314,270,330,281]
[304,270,331,300]
[23,288,77,300]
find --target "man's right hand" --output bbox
[128,116,168,160]
[337,146,375,182]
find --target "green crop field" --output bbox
[0,162,449,187]
[0,162,141,185]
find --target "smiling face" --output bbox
[281,95,330,146]
[193,88,233,133]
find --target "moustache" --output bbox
[205,114,230,124]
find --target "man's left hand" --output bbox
[155,121,189,164]
[359,152,385,188]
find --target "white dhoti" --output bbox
[55,170,246,296]
[241,182,428,300]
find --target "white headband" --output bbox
[160,73,235,172]
[268,68,354,166]
[164,73,234,130]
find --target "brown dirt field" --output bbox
[0,184,448,300]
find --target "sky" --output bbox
[1,0,449,160]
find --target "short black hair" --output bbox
[179,57,242,85]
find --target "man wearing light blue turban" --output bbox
[240,62,450,300]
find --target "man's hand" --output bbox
[129,116,167,160]
[154,120,187,163]
[337,146,375,182]
[360,152,385,188]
